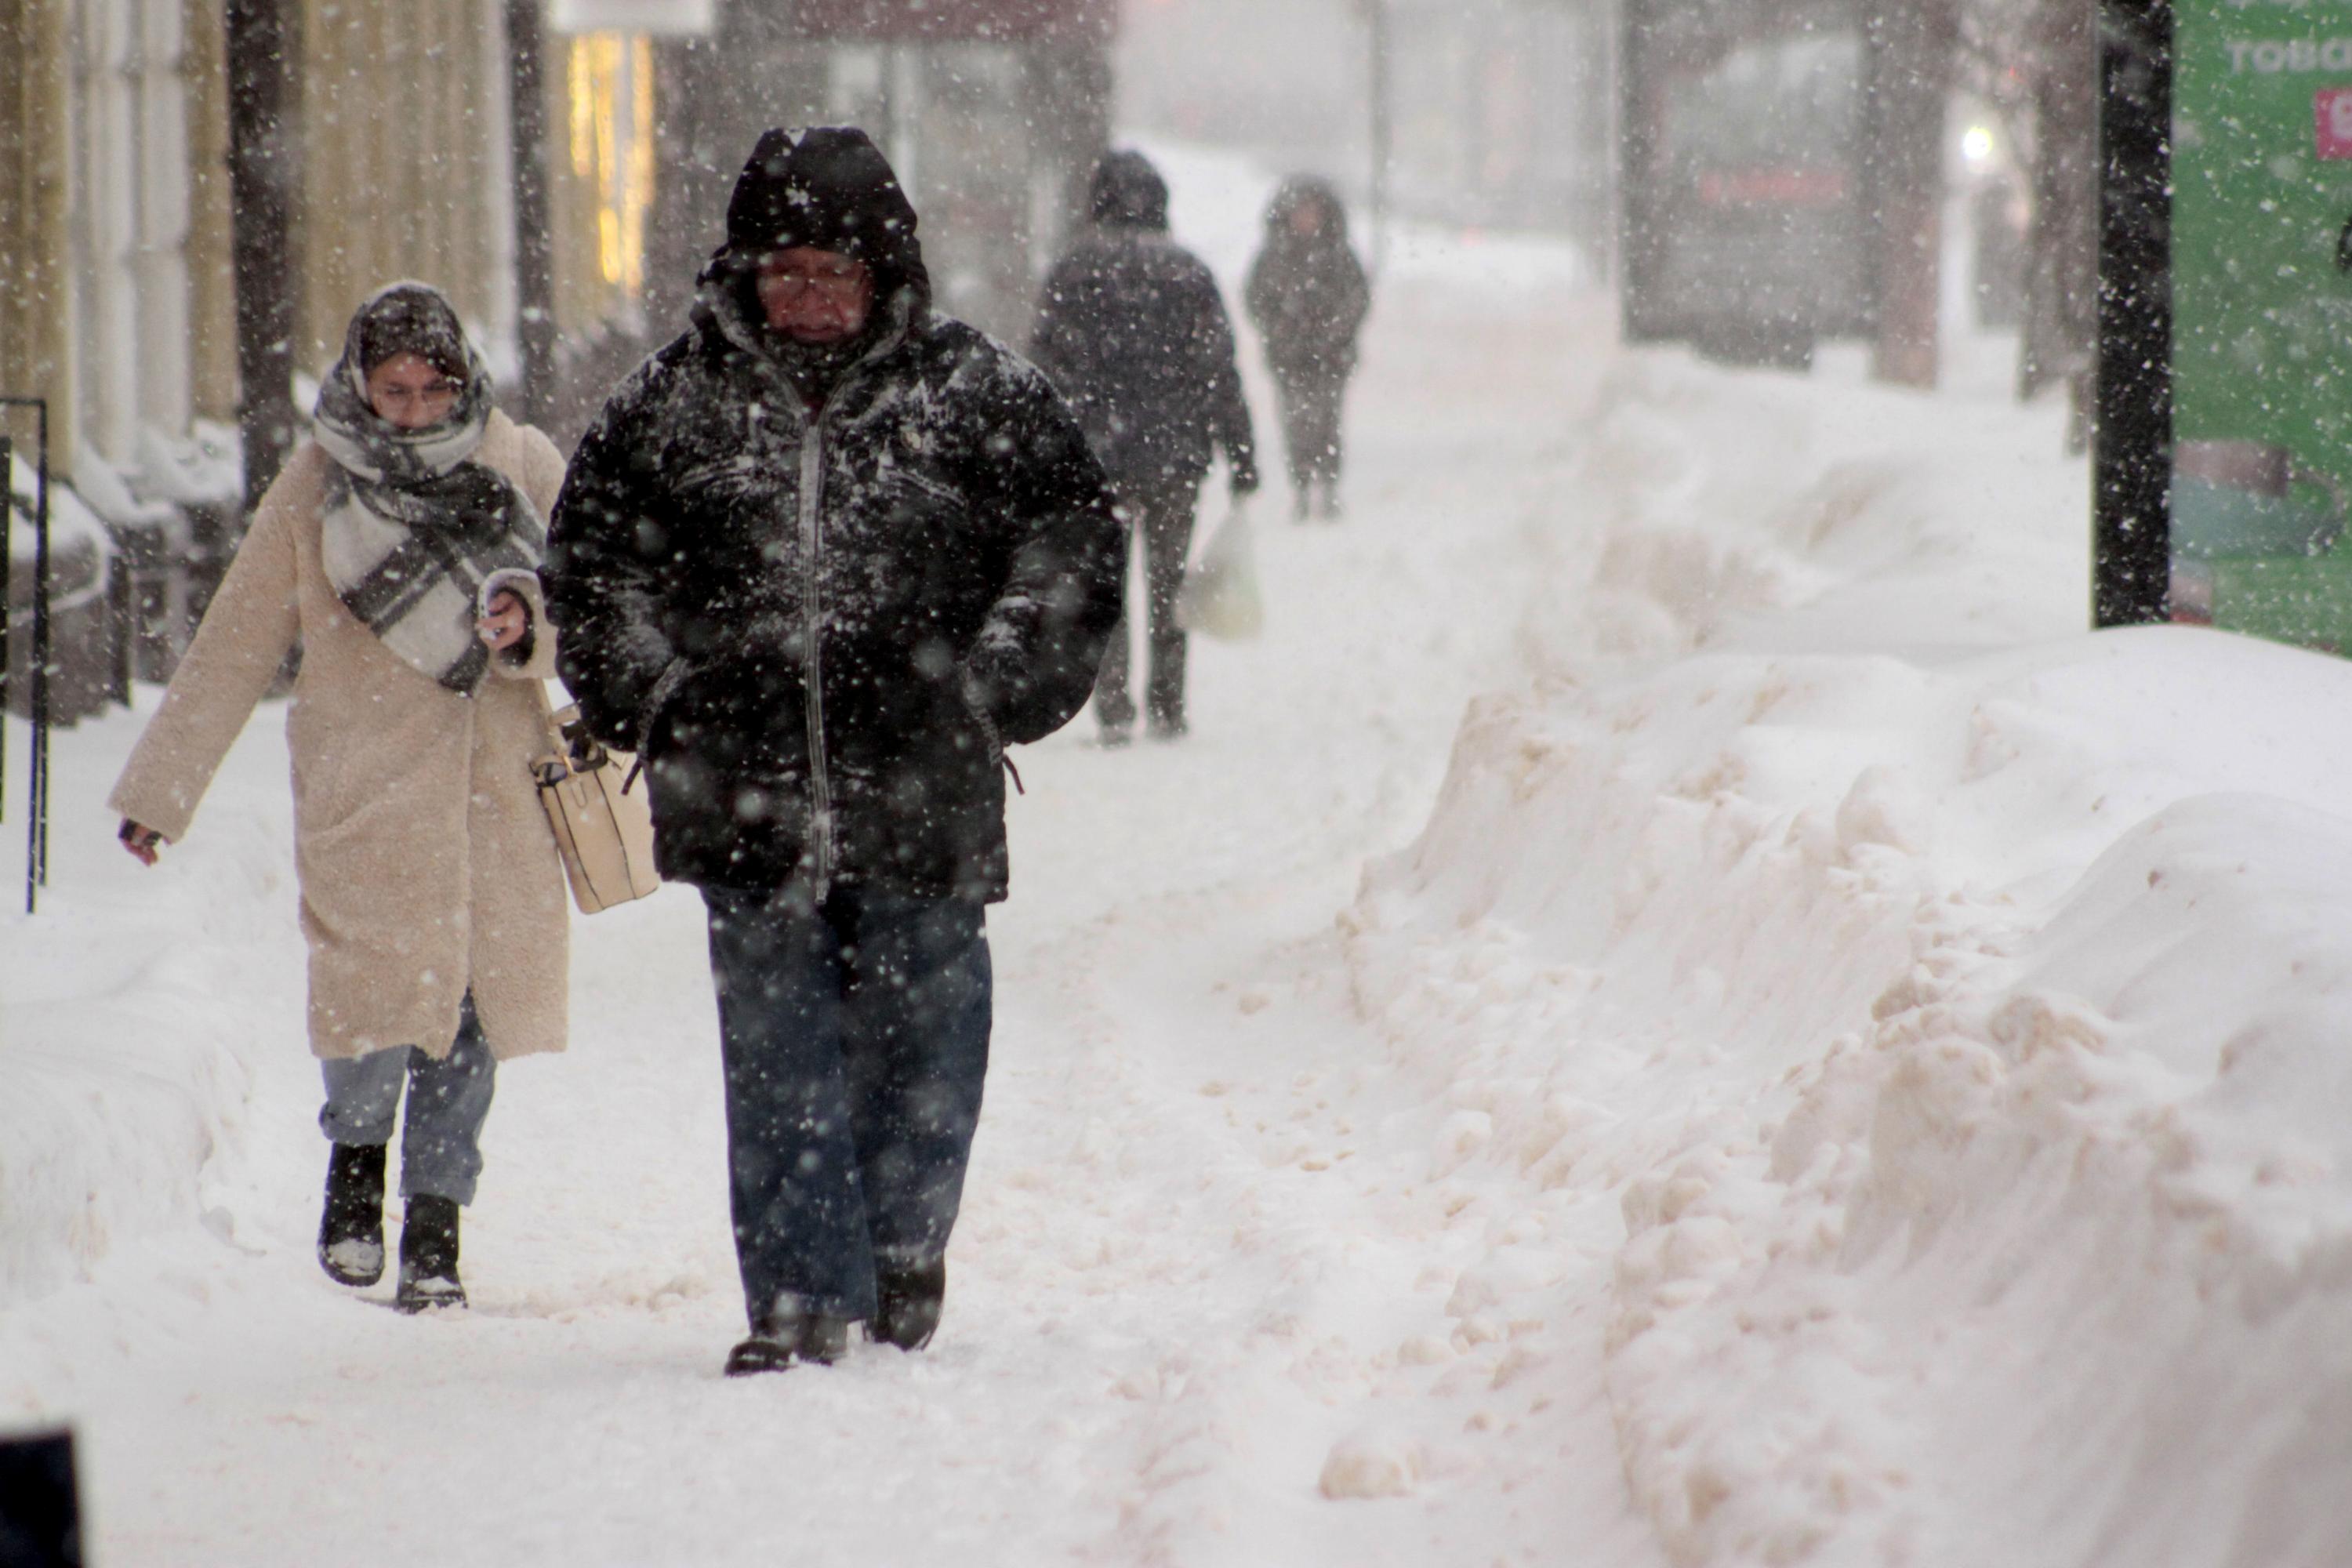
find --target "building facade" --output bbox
[1387,0,1613,244]
[2,0,641,718]
[0,0,647,485]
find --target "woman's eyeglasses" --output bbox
[375,380,463,408]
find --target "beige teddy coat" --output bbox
[109,412,571,1062]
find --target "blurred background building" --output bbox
[1116,0,1614,263]
[1,0,2089,728]
[2,0,668,720]
[640,0,1116,355]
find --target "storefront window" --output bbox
[568,33,656,308]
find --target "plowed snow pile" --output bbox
[1345,353,2352,1566]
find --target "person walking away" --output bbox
[110,282,571,1312]
[543,127,1124,1375]
[1031,148,1258,745]
[1245,176,1370,522]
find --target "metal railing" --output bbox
[2,397,55,913]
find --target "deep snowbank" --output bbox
[0,698,299,1306]
[1344,353,2352,1566]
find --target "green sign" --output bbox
[2173,2,2352,651]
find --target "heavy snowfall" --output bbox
[6,122,2352,1568]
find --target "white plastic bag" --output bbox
[1177,504,1263,641]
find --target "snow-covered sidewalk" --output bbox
[9,141,2352,1566]
[1,158,1663,1564]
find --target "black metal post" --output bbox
[1,429,9,827]
[507,0,558,428]
[0,399,55,913]
[2094,0,2172,628]
[0,1427,82,1567]
[877,42,901,173]
[1367,0,1391,274]
[33,405,47,913]
[224,0,300,512]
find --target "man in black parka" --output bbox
[1031,148,1258,742]
[544,127,1123,1375]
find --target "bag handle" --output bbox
[528,681,602,770]
[528,680,638,790]
[528,680,569,781]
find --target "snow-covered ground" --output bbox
[6,143,2351,1566]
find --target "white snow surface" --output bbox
[6,144,2352,1566]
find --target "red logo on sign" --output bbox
[1693,168,1849,208]
[2316,87,2352,158]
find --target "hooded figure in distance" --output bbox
[1031,147,1258,743]
[545,127,1124,1374]
[1246,176,1370,521]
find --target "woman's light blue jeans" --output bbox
[318,994,498,1205]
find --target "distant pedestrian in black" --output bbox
[1032,148,1258,744]
[1246,177,1369,522]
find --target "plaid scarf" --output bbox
[312,283,545,695]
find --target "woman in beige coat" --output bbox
[111,282,569,1312]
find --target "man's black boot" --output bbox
[318,1142,388,1287]
[394,1194,466,1312]
[724,1312,853,1376]
[872,1260,946,1351]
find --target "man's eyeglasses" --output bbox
[759,269,869,300]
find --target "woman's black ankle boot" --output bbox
[318,1142,388,1287]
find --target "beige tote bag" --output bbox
[532,694,660,914]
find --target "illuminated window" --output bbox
[568,32,654,303]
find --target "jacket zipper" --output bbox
[772,299,906,906]
[798,401,835,903]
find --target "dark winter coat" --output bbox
[1246,177,1371,383]
[1030,150,1258,492]
[544,127,1124,902]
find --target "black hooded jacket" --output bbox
[1029,150,1257,493]
[1246,177,1370,381]
[543,128,1124,901]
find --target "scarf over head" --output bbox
[312,282,546,695]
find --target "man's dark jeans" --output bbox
[702,884,993,1327]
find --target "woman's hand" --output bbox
[478,589,528,652]
[119,818,163,866]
